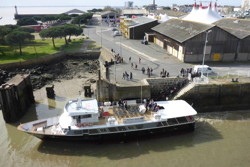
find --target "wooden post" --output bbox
[0,74,34,123]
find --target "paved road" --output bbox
[84,20,250,85]
[85,23,192,85]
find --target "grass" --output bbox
[0,38,84,64]
[87,41,101,50]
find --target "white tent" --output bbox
[159,13,170,22]
[183,2,222,24]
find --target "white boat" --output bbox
[17,99,197,141]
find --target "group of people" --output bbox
[141,67,153,77]
[180,68,192,77]
[122,71,133,80]
[110,49,124,64]
[160,68,170,78]
[144,98,164,112]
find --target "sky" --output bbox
[0,0,242,7]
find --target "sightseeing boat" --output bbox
[17,99,197,141]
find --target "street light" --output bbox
[201,30,212,78]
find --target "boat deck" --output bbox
[95,105,154,125]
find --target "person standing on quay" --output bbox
[139,57,141,64]
[130,72,133,80]
[129,57,131,62]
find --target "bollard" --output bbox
[84,84,91,97]
[46,84,55,99]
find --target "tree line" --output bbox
[0,24,83,56]
[17,13,93,26]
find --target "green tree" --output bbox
[62,24,83,42]
[5,30,34,55]
[16,27,35,33]
[41,15,57,23]
[0,25,20,55]
[17,17,38,26]
[39,27,63,48]
[71,13,93,26]
[57,14,71,21]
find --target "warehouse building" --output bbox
[120,17,159,39]
[152,19,239,63]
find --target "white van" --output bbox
[193,65,213,74]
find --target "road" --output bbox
[84,19,250,85]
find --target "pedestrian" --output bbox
[122,73,125,79]
[141,67,145,74]
[135,64,137,70]
[130,72,133,80]
[131,62,133,68]
[129,57,131,62]
[150,68,153,73]
[139,57,141,64]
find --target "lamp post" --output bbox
[201,30,212,78]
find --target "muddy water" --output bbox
[0,96,250,167]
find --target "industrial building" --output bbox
[151,2,250,63]
[152,19,238,63]
[120,17,159,39]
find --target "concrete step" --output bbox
[173,82,195,100]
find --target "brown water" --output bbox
[1,96,250,167]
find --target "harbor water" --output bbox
[0,95,250,167]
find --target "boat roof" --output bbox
[65,99,99,116]
[156,100,197,119]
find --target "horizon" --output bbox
[0,0,242,7]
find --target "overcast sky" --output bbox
[1,0,242,7]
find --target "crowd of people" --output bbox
[109,48,200,84]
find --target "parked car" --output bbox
[112,27,117,31]
[113,31,121,37]
[141,40,148,45]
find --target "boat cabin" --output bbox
[59,99,99,129]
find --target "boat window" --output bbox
[157,122,163,127]
[82,130,88,134]
[108,127,117,132]
[99,128,108,133]
[127,126,135,130]
[135,125,143,129]
[89,129,99,134]
[162,121,168,126]
[72,114,92,119]
[81,115,92,119]
[74,130,83,134]
[167,118,178,125]
[144,123,156,128]
[176,117,188,123]
[117,126,126,131]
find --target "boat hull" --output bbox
[29,122,195,142]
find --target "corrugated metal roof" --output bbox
[101,11,119,17]
[122,9,148,15]
[154,10,187,17]
[152,18,214,43]
[214,18,250,39]
[125,17,157,28]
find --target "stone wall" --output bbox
[96,79,151,102]
[175,83,250,112]
[0,51,100,70]
[96,77,188,102]
[147,78,189,100]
